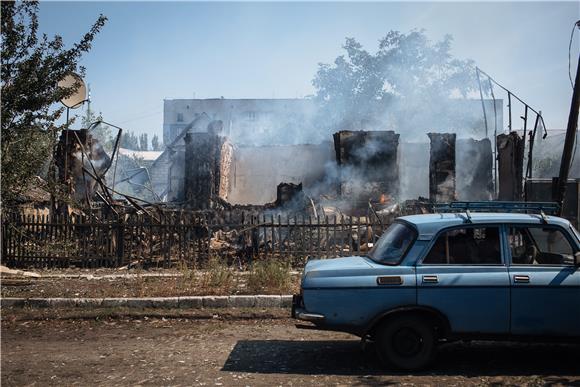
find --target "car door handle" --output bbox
[513,275,530,283]
[377,276,403,285]
[422,275,438,284]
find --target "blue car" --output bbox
[292,210,580,370]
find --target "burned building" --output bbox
[333,130,400,203]
[428,133,456,203]
[156,97,503,207]
[183,132,233,209]
[55,128,111,204]
[160,112,330,206]
[165,113,213,202]
[399,142,429,200]
[227,143,333,205]
[456,138,494,201]
[497,132,525,201]
[164,114,233,208]
[400,137,493,202]
[154,96,505,209]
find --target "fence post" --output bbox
[116,216,125,267]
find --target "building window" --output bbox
[177,113,184,122]
[248,111,257,121]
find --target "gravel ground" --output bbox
[2,308,579,386]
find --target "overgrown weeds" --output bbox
[198,257,234,294]
[247,259,292,294]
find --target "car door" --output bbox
[416,225,511,334]
[507,225,580,336]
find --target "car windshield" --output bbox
[367,222,416,265]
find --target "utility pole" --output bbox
[555,53,580,214]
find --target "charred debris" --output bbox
[42,116,544,220]
[48,120,500,220]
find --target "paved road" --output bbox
[2,310,579,386]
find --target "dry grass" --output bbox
[1,262,301,298]
[247,259,292,294]
[198,257,235,294]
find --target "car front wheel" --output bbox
[376,315,435,370]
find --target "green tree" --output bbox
[1,1,106,202]
[139,133,148,151]
[120,130,140,150]
[151,134,162,151]
[313,30,477,135]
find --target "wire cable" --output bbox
[570,20,580,88]
[567,21,580,169]
[569,131,578,173]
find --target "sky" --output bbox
[38,1,580,142]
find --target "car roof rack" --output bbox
[433,201,560,219]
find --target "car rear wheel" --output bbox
[376,315,435,370]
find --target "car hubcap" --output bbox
[392,327,423,357]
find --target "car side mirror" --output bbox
[575,252,580,266]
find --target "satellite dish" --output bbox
[58,73,87,109]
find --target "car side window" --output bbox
[509,226,575,265]
[423,227,501,265]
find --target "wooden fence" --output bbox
[1,210,392,268]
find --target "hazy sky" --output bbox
[38,1,579,140]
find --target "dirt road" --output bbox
[2,309,579,386]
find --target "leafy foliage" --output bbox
[120,131,161,151]
[120,130,140,150]
[151,134,162,151]
[139,133,148,151]
[312,30,478,134]
[1,1,106,202]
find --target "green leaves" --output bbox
[313,30,477,134]
[1,0,107,202]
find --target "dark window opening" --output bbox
[423,227,501,265]
[509,226,574,265]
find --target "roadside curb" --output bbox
[0,295,293,309]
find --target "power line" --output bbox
[569,20,580,89]
[116,110,163,125]
[567,21,580,170]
